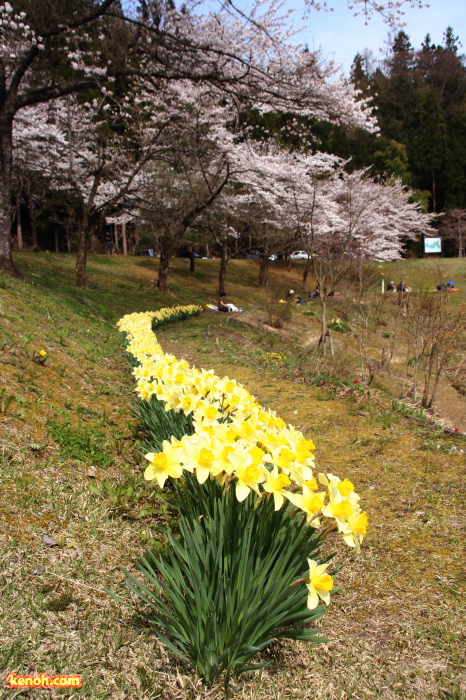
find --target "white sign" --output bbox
[424,238,441,254]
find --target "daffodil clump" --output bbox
[259,351,287,366]
[328,317,349,333]
[118,308,368,610]
[151,305,202,329]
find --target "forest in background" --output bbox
[248,27,466,254]
[350,27,466,215]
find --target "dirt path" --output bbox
[432,378,466,432]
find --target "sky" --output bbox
[282,0,466,74]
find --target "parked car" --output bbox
[290,250,309,260]
[137,249,155,257]
[268,254,278,261]
[245,250,260,259]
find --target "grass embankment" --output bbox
[0,252,465,699]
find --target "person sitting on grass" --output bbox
[218,292,240,312]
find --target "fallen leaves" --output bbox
[42,534,59,547]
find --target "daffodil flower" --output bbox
[322,484,358,533]
[306,559,334,609]
[227,441,265,501]
[262,466,291,510]
[342,511,368,551]
[193,401,222,425]
[288,484,326,524]
[181,435,224,483]
[337,478,355,497]
[144,437,187,488]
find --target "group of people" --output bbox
[387,281,412,293]
[214,283,344,312]
[436,281,458,292]
[310,285,341,299]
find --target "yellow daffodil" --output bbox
[181,435,224,483]
[342,511,368,551]
[193,401,222,425]
[144,437,187,488]
[288,484,326,525]
[120,307,366,551]
[337,478,355,497]
[227,442,264,501]
[306,559,334,609]
[262,466,291,510]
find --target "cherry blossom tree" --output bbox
[134,83,244,292]
[305,0,426,24]
[1,0,428,282]
[229,147,343,287]
[2,0,380,279]
[13,92,172,285]
[298,170,437,353]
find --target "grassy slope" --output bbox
[0,252,465,700]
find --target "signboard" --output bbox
[424,237,441,254]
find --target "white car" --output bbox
[290,250,309,260]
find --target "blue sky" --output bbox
[224,0,465,74]
[270,0,466,75]
[301,0,466,74]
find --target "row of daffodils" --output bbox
[118,307,368,610]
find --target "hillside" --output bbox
[0,252,465,699]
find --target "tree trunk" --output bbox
[258,255,269,287]
[16,202,23,250]
[0,120,21,276]
[188,245,195,272]
[156,235,176,292]
[75,213,91,287]
[54,226,59,253]
[427,367,442,409]
[121,222,127,255]
[157,254,170,292]
[24,181,39,252]
[432,168,436,214]
[302,257,311,286]
[30,211,39,252]
[319,295,328,356]
[114,223,119,253]
[219,240,229,294]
